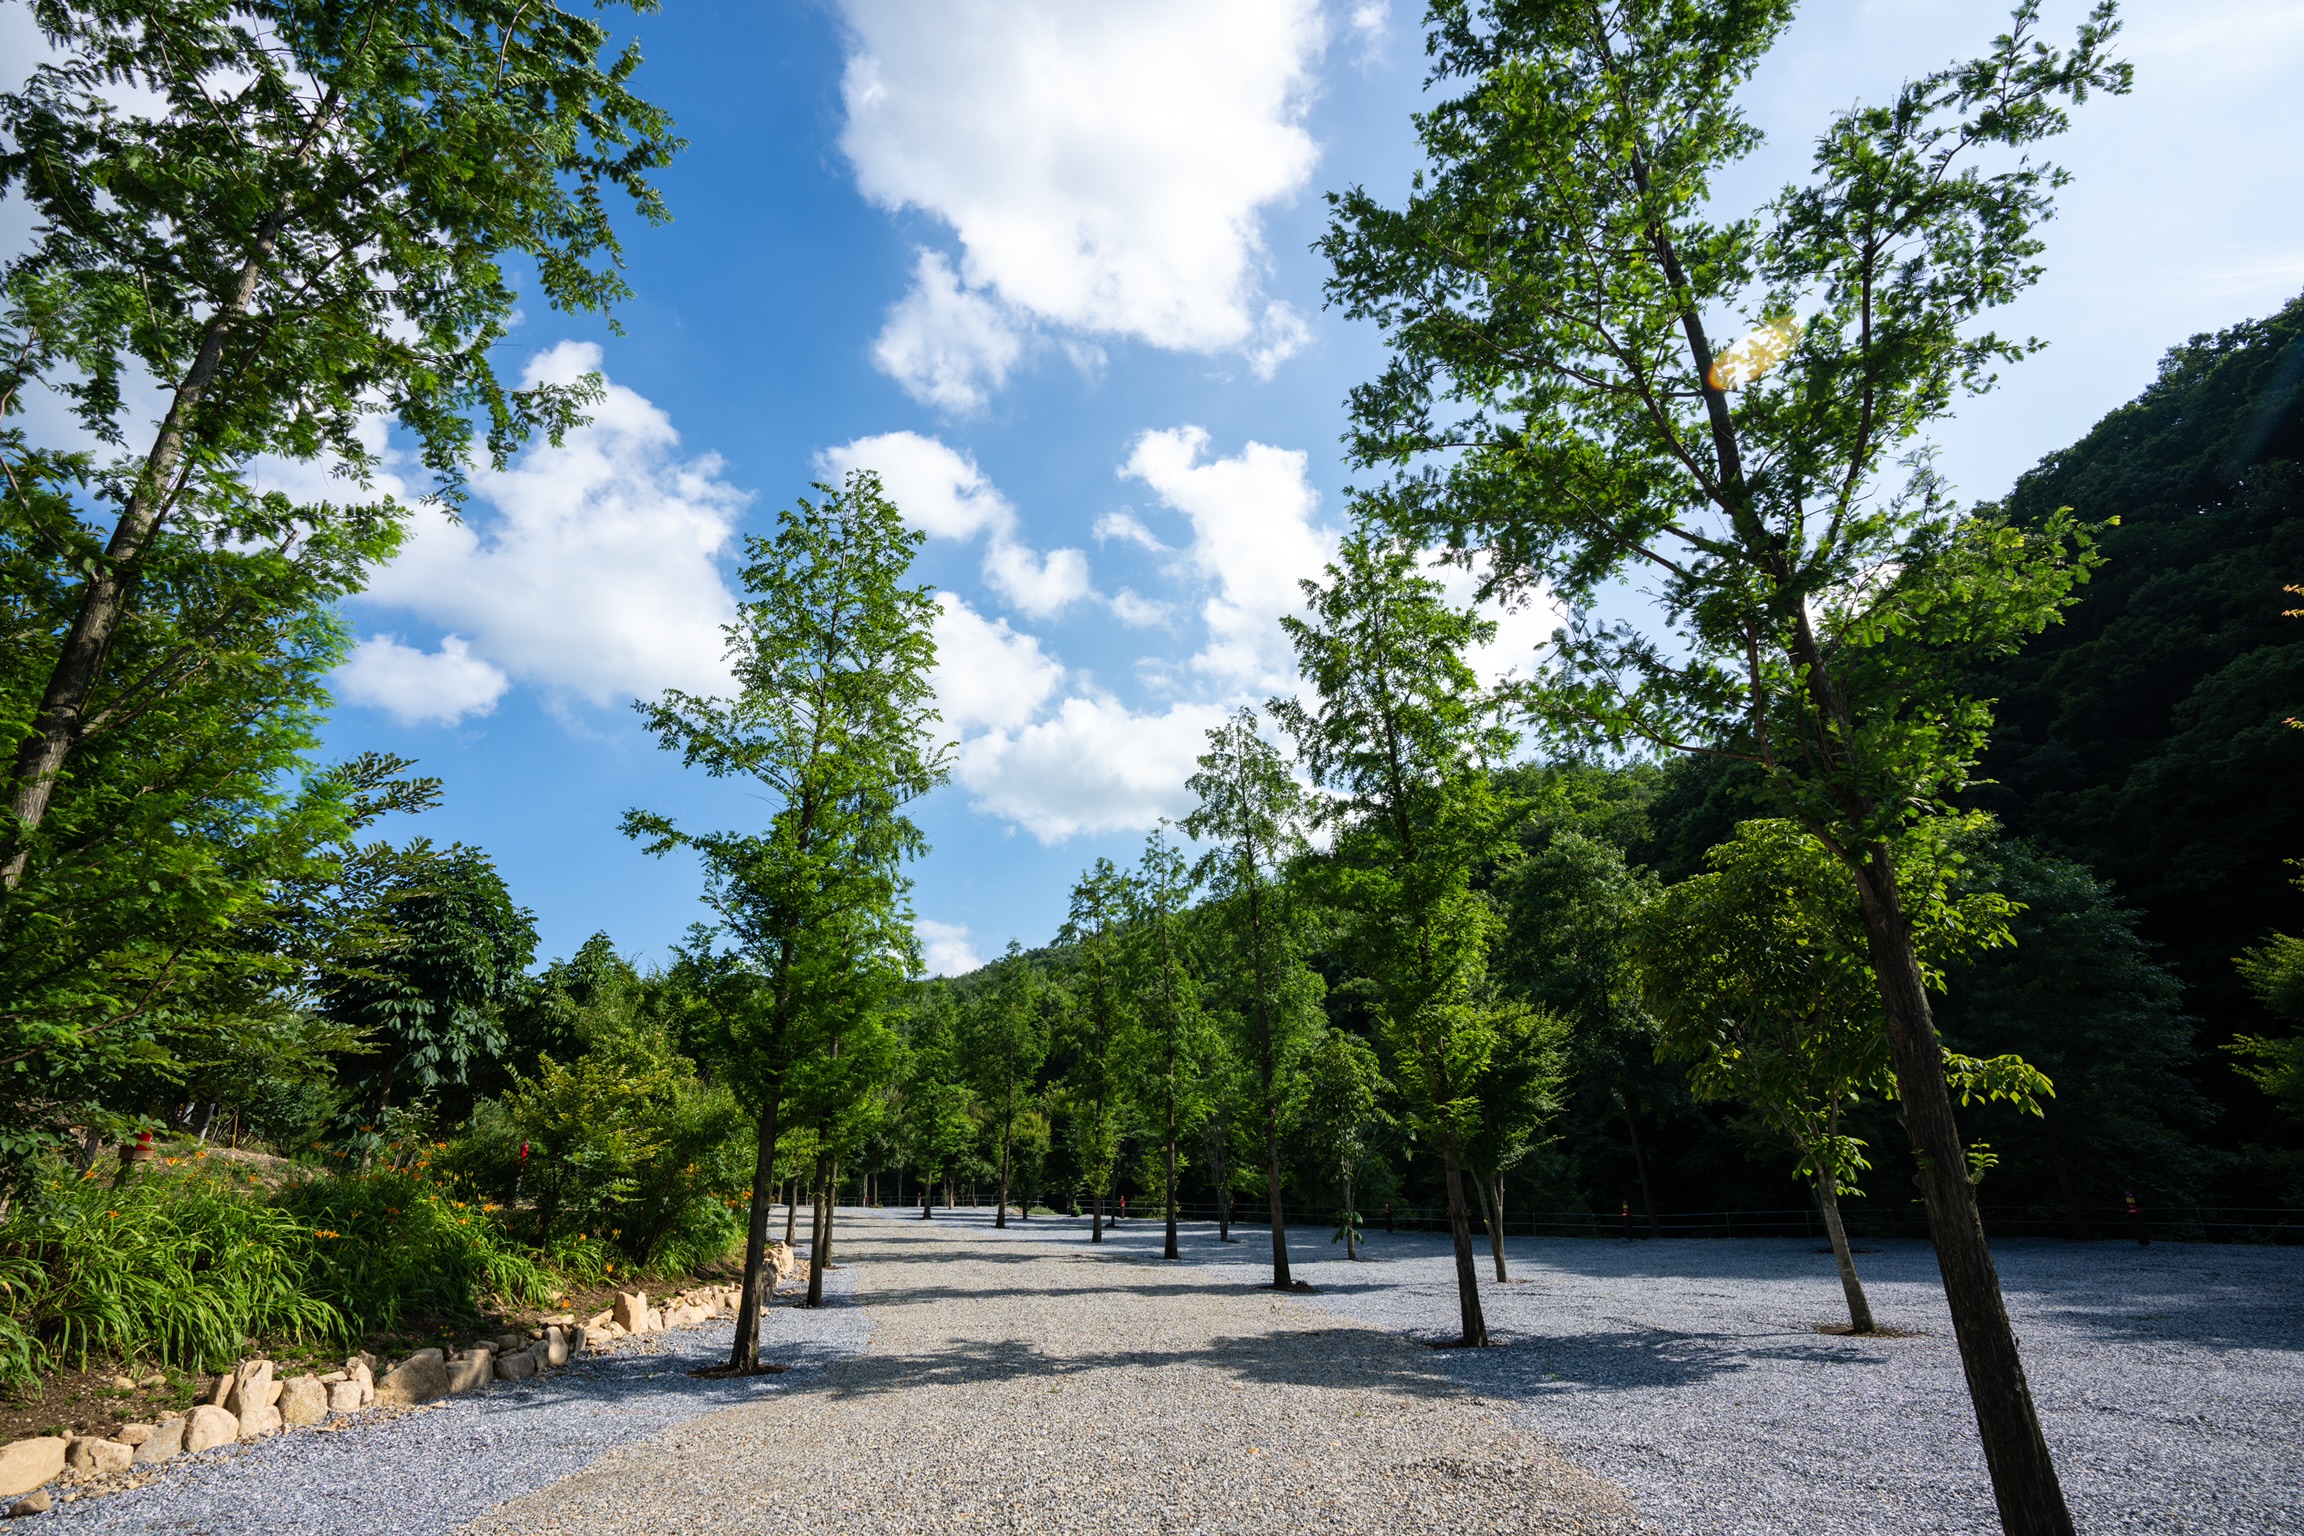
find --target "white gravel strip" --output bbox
[46,1270,871,1536]
[460,1210,1645,1536]
[1044,1212,2302,1536]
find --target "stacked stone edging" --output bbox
[0,1242,785,1518]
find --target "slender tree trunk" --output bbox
[728,1090,784,1372]
[1623,1097,1661,1238]
[996,1119,1012,1230]
[821,1160,840,1268]
[1487,1172,1511,1282]
[784,1178,799,1246]
[1090,1190,1104,1242]
[1341,1161,1359,1261]
[1264,1126,1292,1287]
[1440,1135,1488,1347]
[1163,1107,1180,1260]
[1813,1164,1876,1333]
[1854,848,2071,1536]
[0,218,289,894]
[806,1161,831,1307]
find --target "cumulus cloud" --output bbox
[870,249,1026,414]
[1120,426,1337,690]
[930,593,1064,734]
[915,918,984,978]
[954,695,1232,843]
[334,634,510,726]
[840,0,1325,404]
[822,431,1092,618]
[353,342,747,720]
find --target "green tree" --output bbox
[1460,1000,1568,1282]
[1322,5,2127,1521]
[2234,864,2304,1123]
[325,842,538,1124]
[1296,1028,1389,1260]
[1185,707,1326,1285]
[1274,530,1519,1346]
[1497,828,1668,1233]
[899,985,974,1218]
[0,0,675,892]
[1058,860,1130,1242]
[964,944,1051,1229]
[1122,828,1212,1262]
[625,469,946,1372]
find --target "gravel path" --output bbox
[47,1268,871,1536]
[1060,1214,2302,1536]
[463,1210,1644,1536]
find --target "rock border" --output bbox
[0,1241,792,1519]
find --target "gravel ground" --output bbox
[463,1210,1644,1536]
[1053,1213,2301,1536]
[45,1268,871,1536]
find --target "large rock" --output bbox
[490,1332,526,1355]
[567,1325,588,1355]
[326,1380,364,1415]
[66,1436,132,1475]
[278,1375,328,1427]
[374,1352,449,1406]
[643,1308,664,1333]
[611,1291,649,1333]
[222,1359,273,1418]
[494,1349,538,1382]
[112,1424,154,1448]
[131,1418,184,1467]
[542,1326,568,1368]
[346,1357,375,1405]
[0,1438,66,1499]
[585,1308,613,1330]
[180,1406,238,1455]
[236,1401,282,1441]
[8,1489,51,1517]
[446,1351,493,1394]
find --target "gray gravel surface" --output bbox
[46,1268,870,1536]
[1070,1213,2300,1536]
[463,1210,1644,1536]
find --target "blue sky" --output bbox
[284,0,2304,975]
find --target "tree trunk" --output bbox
[784,1178,800,1245]
[821,1161,840,1268]
[1341,1161,1358,1261]
[996,1121,1012,1230]
[1090,1190,1104,1242]
[1814,1164,1876,1333]
[727,1091,784,1372]
[1439,1135,1488,1347]
[1263,1127,1292,1287]
[1854,848,2071,1536]
[806,1162,831,1307]
[0,218,288,894]
[1162,1112,1180,1261]
[1623,1097,1661,1238]
[1487,1172,1510,1282]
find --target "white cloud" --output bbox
[839,0,1325,403]
[915,918,984,978]
[930,593,1064,733]
[1428,551,1564,692]
[356,342,747,712]
[1120,426,1337,689]
[1093,509,1168,552]
[955,695,1231,843]
[870,249,1026,414]
[334,634,510,726]
[821,431,1092,618]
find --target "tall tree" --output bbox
[1058,860,1130,1243]
[966,944,1051,1229]
[1185,707,1325,1286]
[1123,829,1211,1262]
[625,469,946,1373]
[1274,531,1520,1346]
[1460,999,1568,1282]
[1322,5,2127,1524]
[0,0,676,891]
